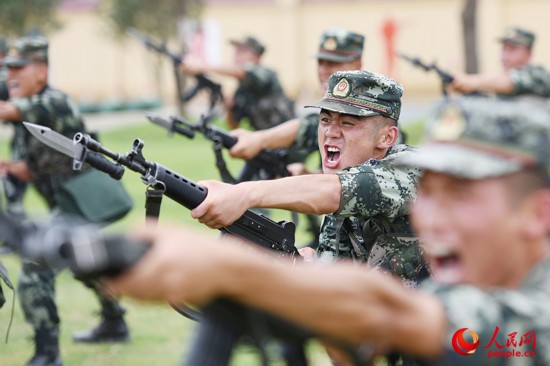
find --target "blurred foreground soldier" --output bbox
[228,28,365,167]
[0,36,130,366]
[181,35,295,131]
[450,26,550,98]
[108,97,550,365]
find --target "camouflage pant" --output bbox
[18,260,126,331]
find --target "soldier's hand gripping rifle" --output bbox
[146,112,290,184]
[398,53,454,96]
[127,27,223,111]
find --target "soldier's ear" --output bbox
[522,188,550,240]
[34,62,48,84]
[377,125,399,149]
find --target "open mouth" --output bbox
[424,243,463,284]
[323,146,342,170]
[327,146,341,162]
[7,80,20,95]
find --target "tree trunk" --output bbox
[462,0,478,73]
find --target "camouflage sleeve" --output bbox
[508,65,550,98]
[11,91,84,132]
[420,279,550,365]
[336,146,421,219]
[290,112,319,155]
[12,90,86,182]
[10,96,54,128]
[240,64,275,92]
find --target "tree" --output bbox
[0,0,62,37]
[98,0,203,41]
[462,0,478,73]
[98,0,204,113]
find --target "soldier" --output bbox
[190,69,428,289]
[228,28,365,169]
[450,26,550,98]
[0,36,130,366]
[0,34,21,315]
[190,69,427,366]
[180,35,295,131]
[107,97,550,365]
[0,33,28,223]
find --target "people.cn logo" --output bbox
[452,328,480,356]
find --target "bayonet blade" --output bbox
[23,122,84,160]
[145,112,172,130]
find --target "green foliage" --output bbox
[0,0,62,37]
[98,0,204,40]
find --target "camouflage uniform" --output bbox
[498,27,550,98]
[14,90,127,322]
[308,70,429,288]
[401,97,550,365]
[1,35,23,310]
[2,37,127,364]
[318,145,426,287]
[506,64,550,98]
[420,257,550,365]
[0,35,24,206]
[229,36,295,131]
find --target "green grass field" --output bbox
[0,117,425,365]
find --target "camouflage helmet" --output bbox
[306,70,403,121]
[230,36,265,56]
[315,28,364,63]
[498,26,535,49]
[2,35,48,67]
[400,97,550,180]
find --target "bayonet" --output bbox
[145,112,195,138]
[24,122,85,163]
[23,122,125,179]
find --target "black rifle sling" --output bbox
[143,186,204,321]
[144,186,164,222]
[212,137,237,184]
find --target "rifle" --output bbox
[146,111,321,250]
[146,111,290,184]
[398,53,454,96]
[0,209,149,280]
[22,121,299,259]
[127,27,223,112]
[0,207,371,366]
[20,122,356,366]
